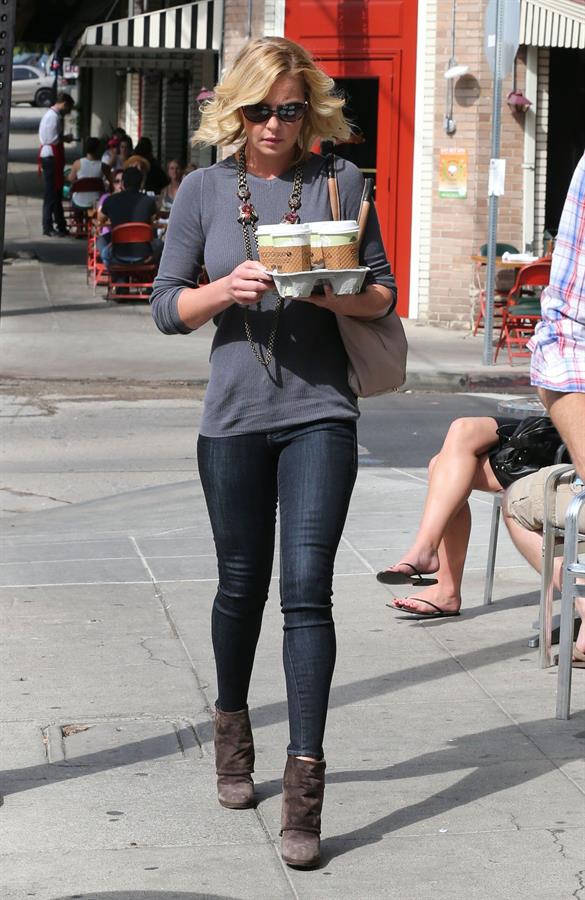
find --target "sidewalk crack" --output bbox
[0,486,72,504]
[138,636,180,669]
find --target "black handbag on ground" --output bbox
[489,416,567,488]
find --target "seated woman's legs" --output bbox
[388,419,503,615]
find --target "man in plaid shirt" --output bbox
[529,152,585,479]
[505,156,585,666]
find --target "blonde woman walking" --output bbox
[150,37,395,868]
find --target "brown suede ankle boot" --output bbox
[214,705,255,809]
[280,755,326,869]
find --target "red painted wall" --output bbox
[285,0,418,316]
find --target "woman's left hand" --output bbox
[298,283,393,319]
[298,285,360,317]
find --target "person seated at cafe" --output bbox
[97,166,162,270]
[503,465,585,666]
[101,128,132,177]
[124,153,151,187]
[68,137,108,211]
[96,170,124,241]
[159,159,183,213]
[133,136,170,195]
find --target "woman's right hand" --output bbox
[224,261,273,306]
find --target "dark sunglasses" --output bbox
[241,101,308,124]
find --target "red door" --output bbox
[318,58,401,308]
[285,0,417,317]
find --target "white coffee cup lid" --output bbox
[269,223,311,236]
[256,225,275,236]
[317,220,358,233]
[307,220,335,232]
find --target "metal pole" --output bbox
[483,0,504,366]
[0,0,16,317]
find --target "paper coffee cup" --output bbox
[256,225,281,270]
[319,220,359,270]
[307,221,333,269]
[267,223,311,273]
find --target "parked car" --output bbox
[13,52,49,70]
[11,65,55,107]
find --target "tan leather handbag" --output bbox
[327,158,407,396]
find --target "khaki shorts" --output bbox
[506,465,585,532]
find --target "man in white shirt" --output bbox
[38,92,75,236]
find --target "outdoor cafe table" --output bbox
[470,255,524,268]
[497,396,548,420]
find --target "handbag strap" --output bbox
[326,153,373,244]
[326,153,340,222]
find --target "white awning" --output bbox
[72,0,223,69]
[520,0,585,48]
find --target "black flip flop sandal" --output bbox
[376,562,438,587]
[387,598,461,619]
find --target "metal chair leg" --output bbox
[483,493,502,605]
[538,466,576,665]
[556,492,585,720]
[539,502,557,669]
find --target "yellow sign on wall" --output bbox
[438,148,468,199]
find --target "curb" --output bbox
[0,372,532,397]
[403,370,531,393]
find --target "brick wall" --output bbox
[426,0,528,328]
[124,72,141,144]
[264,0,285,36]
[222,0,266,77]
[534,48,550,257]
[161,75,189,166]
[141,73,162,157]
[411,0,438,321]
[188,52,216,168]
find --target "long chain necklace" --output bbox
[236,147,304,367]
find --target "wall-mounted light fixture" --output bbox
[506,57,532,114]
[506,89,532,113]
[443,0,469,134]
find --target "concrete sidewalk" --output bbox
[1,123,583,900]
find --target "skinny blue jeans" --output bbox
[197,418,357,760]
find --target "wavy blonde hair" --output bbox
[193,37,352,160]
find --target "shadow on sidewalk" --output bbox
[318,708,585,862]
[5,234,87,264]
[2,301,113,317]
[0,635,573,795]
[7,168,43,197]
[2,712,582,869]
[51,894,238,900]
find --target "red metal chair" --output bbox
[86,215,108,293]
[70,178,105,238]
[106,223,158,301]
[472,242,519,335]
[494,259,551,365]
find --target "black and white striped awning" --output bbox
[72,0,223,69]
[520,0,585,48]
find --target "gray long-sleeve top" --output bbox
[150,153,396,436]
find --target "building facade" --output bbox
[72,0,585,327]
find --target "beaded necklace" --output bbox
[236,147,304,367]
